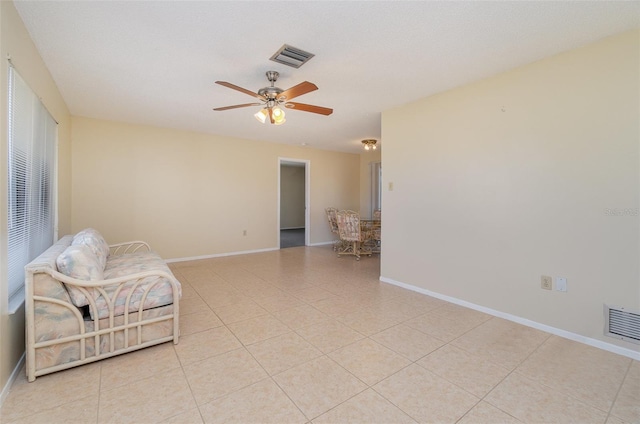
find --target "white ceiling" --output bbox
[14,1,640,153]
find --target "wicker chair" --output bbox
[363,220,381,254]
[372,209,382,253]
[325,207,343,251]
[335,210,371,260]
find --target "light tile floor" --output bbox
[2,246,639,423]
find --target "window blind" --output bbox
[7,65,57,304]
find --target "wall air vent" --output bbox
[604,304,640,345]
[270,44,315,69]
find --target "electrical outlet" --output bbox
[541,275,552,290]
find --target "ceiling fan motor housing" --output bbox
[258,86,284,100]
[259,71,284,101]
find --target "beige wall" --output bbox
[71,117,360,258]
[280,165,306,229]
[0,1,72,396]
[360,148,382,218]
[381,30,639,352]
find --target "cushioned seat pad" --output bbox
[88,251,181,319]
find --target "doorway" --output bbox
[278,158,310,248]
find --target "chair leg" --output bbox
[359,240,372,257]
[337,239,360,260]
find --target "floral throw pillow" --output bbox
[56,244,103,307]
[72,228,110,270]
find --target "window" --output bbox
[7,64,57,308]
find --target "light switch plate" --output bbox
[555,277,567,292]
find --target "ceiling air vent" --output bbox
[270,44,315,69]
[604,304,640,345]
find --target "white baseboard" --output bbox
[1,353,25,408]
[166,242,343,262]
[380,276,640,361]
[166,247,279,263]
[308,241,335,247]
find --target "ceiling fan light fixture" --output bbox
[254,108,268,124]
[362,139,377,150]
[272,106,286,124]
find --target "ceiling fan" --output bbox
[213,71,333,125]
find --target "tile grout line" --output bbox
[177,271,248,422]
[170,344,204,424]
[470,331,553,422]
[198,262,514,422]
[604,358,634,423]
[95,362,102,424]
[392,314,537,423]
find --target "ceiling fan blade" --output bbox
[269,107,275,124]
[277,81,318,101]
[213,103,261,111]
[215,81,266,100]
[284,102,333,116]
